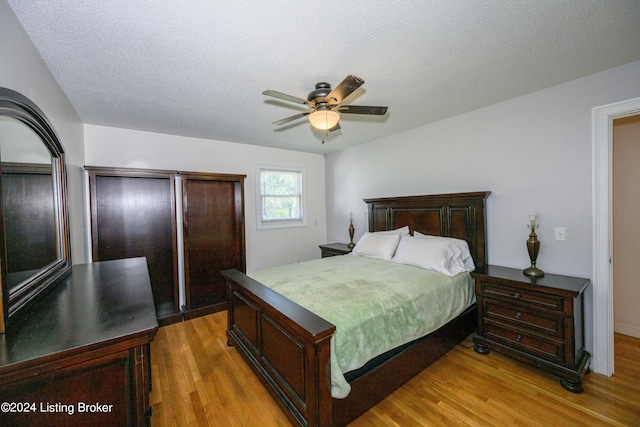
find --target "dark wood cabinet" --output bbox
[472,265,591,392]
[87,167,180,326]
[86,167,246,323]
[0,258,158,427]
[319,242,353,258]
[182,172,246,319]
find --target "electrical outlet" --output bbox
[555,227,566,241]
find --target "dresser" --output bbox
[0,258,158,426]
[472,265,590,392]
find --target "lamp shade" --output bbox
[309,110,340,130]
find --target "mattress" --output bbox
[250,254,476,398]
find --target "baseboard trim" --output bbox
[614,322,640,339]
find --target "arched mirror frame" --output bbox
[0,87,72,333]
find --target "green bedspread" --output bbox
[250,254,475,399]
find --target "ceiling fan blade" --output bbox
[337,105,388,115]
[328,122,341,132]
[272,112,309,125]
[325,75,364,105]
[263,90,312,106]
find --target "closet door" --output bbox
[87,167,181,325]
[182,173,245,319]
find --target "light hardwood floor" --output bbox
[150,311,640,426]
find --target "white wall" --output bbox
[0,0,87,264]
[325,60,640,356]
[84,125,326,273]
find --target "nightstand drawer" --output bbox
[485,320,564,364]
[479,281,563,312]
[484,299,564,338]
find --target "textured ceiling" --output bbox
[7,1,640,154]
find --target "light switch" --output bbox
[555,227,566,241]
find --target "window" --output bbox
[255,165,305,229]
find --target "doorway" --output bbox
[612,115,640,339]
[592,96,640,376]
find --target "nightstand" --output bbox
[319,242,353,258]
[472,265,591,393]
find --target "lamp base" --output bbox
[523,265,545,277]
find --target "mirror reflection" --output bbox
[0,116,58,292]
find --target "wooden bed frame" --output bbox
[222,192,490,426]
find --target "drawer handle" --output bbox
[514,292,521,299]
[515,311,522,319]
[516,334,522,342]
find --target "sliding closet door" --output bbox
[87,167,180,325]
[182,173,245,319]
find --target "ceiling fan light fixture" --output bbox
[309,110,340,130]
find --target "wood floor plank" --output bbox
[150,311,640,426]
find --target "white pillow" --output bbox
[392,235,466,277]
[352,232,401,260]
[375,226,410,236]
[414,232,475,271]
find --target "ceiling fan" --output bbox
[262,75,388,134]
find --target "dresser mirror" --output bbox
[0,88,71,333]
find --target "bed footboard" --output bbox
[222,269,336,427]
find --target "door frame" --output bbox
[592,96,640,376]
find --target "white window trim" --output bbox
[255,164,306,230]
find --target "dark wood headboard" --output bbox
[364,191,490,269]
